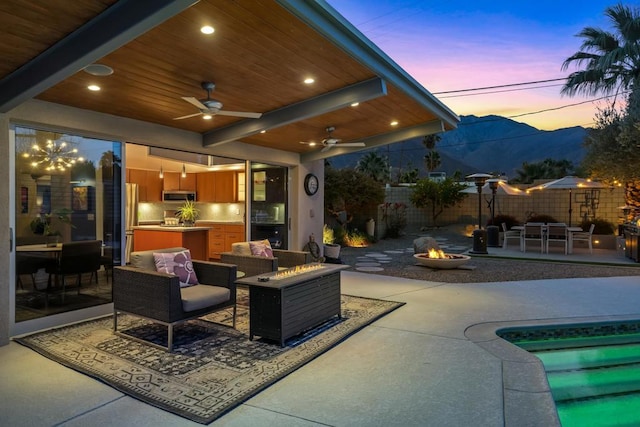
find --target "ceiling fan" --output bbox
[300,126,365,152]
[173,82,262,120]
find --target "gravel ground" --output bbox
[337,226,640,283]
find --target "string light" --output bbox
[23,139,83,172]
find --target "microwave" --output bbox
[162,191,196,202]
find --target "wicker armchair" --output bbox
[220,242,311,278]
[113,247,237,351]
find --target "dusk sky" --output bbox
[328,1,619,131]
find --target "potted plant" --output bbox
[30,209,74,246]
[323,224,341,259]
[176,200,199,226]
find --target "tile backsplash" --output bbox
[138,202,245,222]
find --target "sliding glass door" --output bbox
[14,125,121,324]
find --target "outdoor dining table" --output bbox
[510,225,583,254]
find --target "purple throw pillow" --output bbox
[249,239,273,257]
[153,250,198,287]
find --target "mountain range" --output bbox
[329,115,589,179]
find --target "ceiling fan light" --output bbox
[87,84,101,91]
[202,114,213,120]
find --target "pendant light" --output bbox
[181,163,186,178]
[159,163,164,179]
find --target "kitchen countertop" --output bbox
[133,225,213,232]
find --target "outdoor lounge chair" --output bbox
[113,247,237,351]
[220,242,311,278]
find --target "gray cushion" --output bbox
[180,284,230,312]
[130,247,186,271]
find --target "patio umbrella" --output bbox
[527,176,605,226]
[461,179,528,196]
[462,179,529,225]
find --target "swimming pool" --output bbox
[500,325,640,427]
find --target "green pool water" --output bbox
[514,333,640,427]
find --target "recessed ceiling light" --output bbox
[87,85,101,91]
[201,25,215,35]
[351,102,359,107]
[304,77,315,84]
[203,114,213,120]
[260,130,266,134]
[83,64,113,76]
[390,120,399,126]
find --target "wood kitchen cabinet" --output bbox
[196,171,237,202]
[200,222,245,259]
[127,168,162,202]
[163,171,196,192]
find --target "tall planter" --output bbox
[324,243,341,259]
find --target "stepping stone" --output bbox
[356,266,385,272]
[355,262,382,267]
[448,245,469,251]
[384,250,404,254]
[366,253,390,259]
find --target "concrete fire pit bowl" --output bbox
[413,253,471,269]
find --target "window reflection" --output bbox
[14,126,122,322]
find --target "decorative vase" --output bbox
[46,235,59,247]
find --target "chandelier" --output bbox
[23,139,84,172]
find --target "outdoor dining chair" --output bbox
[501,223,522,250]
[571,223,596,253]
[522,222,544,253]
[546,223,568,254]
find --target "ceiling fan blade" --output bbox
[320,145,333,153]
[216,110,262,119]
[182,97,208,109]
[173,112,203,120]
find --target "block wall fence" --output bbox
[373,183,627,239]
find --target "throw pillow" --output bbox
[249,239,273,257]
[153,250,199,287]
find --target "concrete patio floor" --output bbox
[2,269,640,426]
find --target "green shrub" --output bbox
[487,214,519,229]
[579,218,615,235]
[526,214,558,224]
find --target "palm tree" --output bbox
[561,4,640,209]
[423,151,441,172]
[422,134,441,150]
[561,4,640,98]
[355,151,390,183]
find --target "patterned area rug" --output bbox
[15,292,404,424]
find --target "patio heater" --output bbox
[486,179,500,247]
[467,173,492,254]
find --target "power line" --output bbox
[432,78,567,95]
[438,84,563,98]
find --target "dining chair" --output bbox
[571,223,596,253]
[522,222,544,253]
[45,240,102,302]
[546,223,568,254]
[501,223,522,250]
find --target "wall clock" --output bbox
[304,173,319,196]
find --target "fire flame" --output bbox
[428,248,447,259]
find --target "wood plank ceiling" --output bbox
[0,0,458,158]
